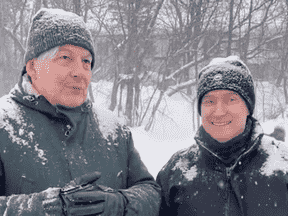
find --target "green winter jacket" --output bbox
[0,72,161,215]
[157,116,288,216]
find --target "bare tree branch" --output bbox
[166,79,197,96]
[2,27,25,55]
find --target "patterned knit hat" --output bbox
[197,56,255,116]
[24,8,95,69]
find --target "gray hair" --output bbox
[36,46,59,61]
[27,46,59,83]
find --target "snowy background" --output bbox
[91,81,288,178]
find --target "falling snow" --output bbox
[218,180,225,189]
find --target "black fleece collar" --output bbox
[195,116,264,166]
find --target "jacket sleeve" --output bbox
[156,169,172,216]
[0,160,62,216]
[0,192,45,215]
[156,150,183,216]
[119,131,161,216]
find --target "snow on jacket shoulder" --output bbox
[157,119,288,216]
[0,81,161,215]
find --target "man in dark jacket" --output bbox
[157,56,288,216]
[0,8,160,215]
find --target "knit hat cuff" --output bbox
[24,38,95,68]
[197,69,255,115]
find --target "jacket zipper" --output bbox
[226,167,232,179]
[225,167,232,216]
[195,136,262,216]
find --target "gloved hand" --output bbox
[60,171,127,216]
[70,185,127,216]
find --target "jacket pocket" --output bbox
[18,174,36,194]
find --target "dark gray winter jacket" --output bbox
[0,73,161,215]
[157,116,288,216]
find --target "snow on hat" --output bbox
[24,8,95,69]
[197,56,255,116]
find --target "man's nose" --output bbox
[69,59,86,78]
[213,101,227,115]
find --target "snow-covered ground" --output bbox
[91,81,197,177]
[91,81,287,178]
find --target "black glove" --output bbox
[60,171,127,216]
[71,185,127,216]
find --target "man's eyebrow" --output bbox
[203,94,213,99]
[58,50,92,59]
[58,47,71,52]
[227,92,239,95]
[83,55,92,59]
[59,47,91,58]
[57,50,71,56]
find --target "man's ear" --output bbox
[26,59,37,82]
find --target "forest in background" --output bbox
[0,0,287,130]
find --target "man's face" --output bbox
[201,90,249,143]
[27,44,92,107]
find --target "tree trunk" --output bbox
[109,51,120,111]
[118,84,124,116]
[34,0,42,13]
[43,0,48,8]
[227,0,234,56]
[83,1,88,23]
[145,91,164,131]
[124,1,139,126]
[242,0,252,62]
[283,0,288,105]
[73,0,81,16]
[284,77,288,104]
[0,0,5,96]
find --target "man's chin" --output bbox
[52,95,87,108]
[63,99,86,108]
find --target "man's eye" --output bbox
[60,56,71,60]
[83,59,91,64]
[204,100,214,104]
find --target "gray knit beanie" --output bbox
[24,8,95,69]
[197,56,255,116]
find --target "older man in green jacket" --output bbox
[0,8,160,215]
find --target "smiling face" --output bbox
[201,90,249,143]
[26,44,92,107]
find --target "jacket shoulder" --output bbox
[91,103,129,139]
[0,95,19,128]
[157,143,200,184]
